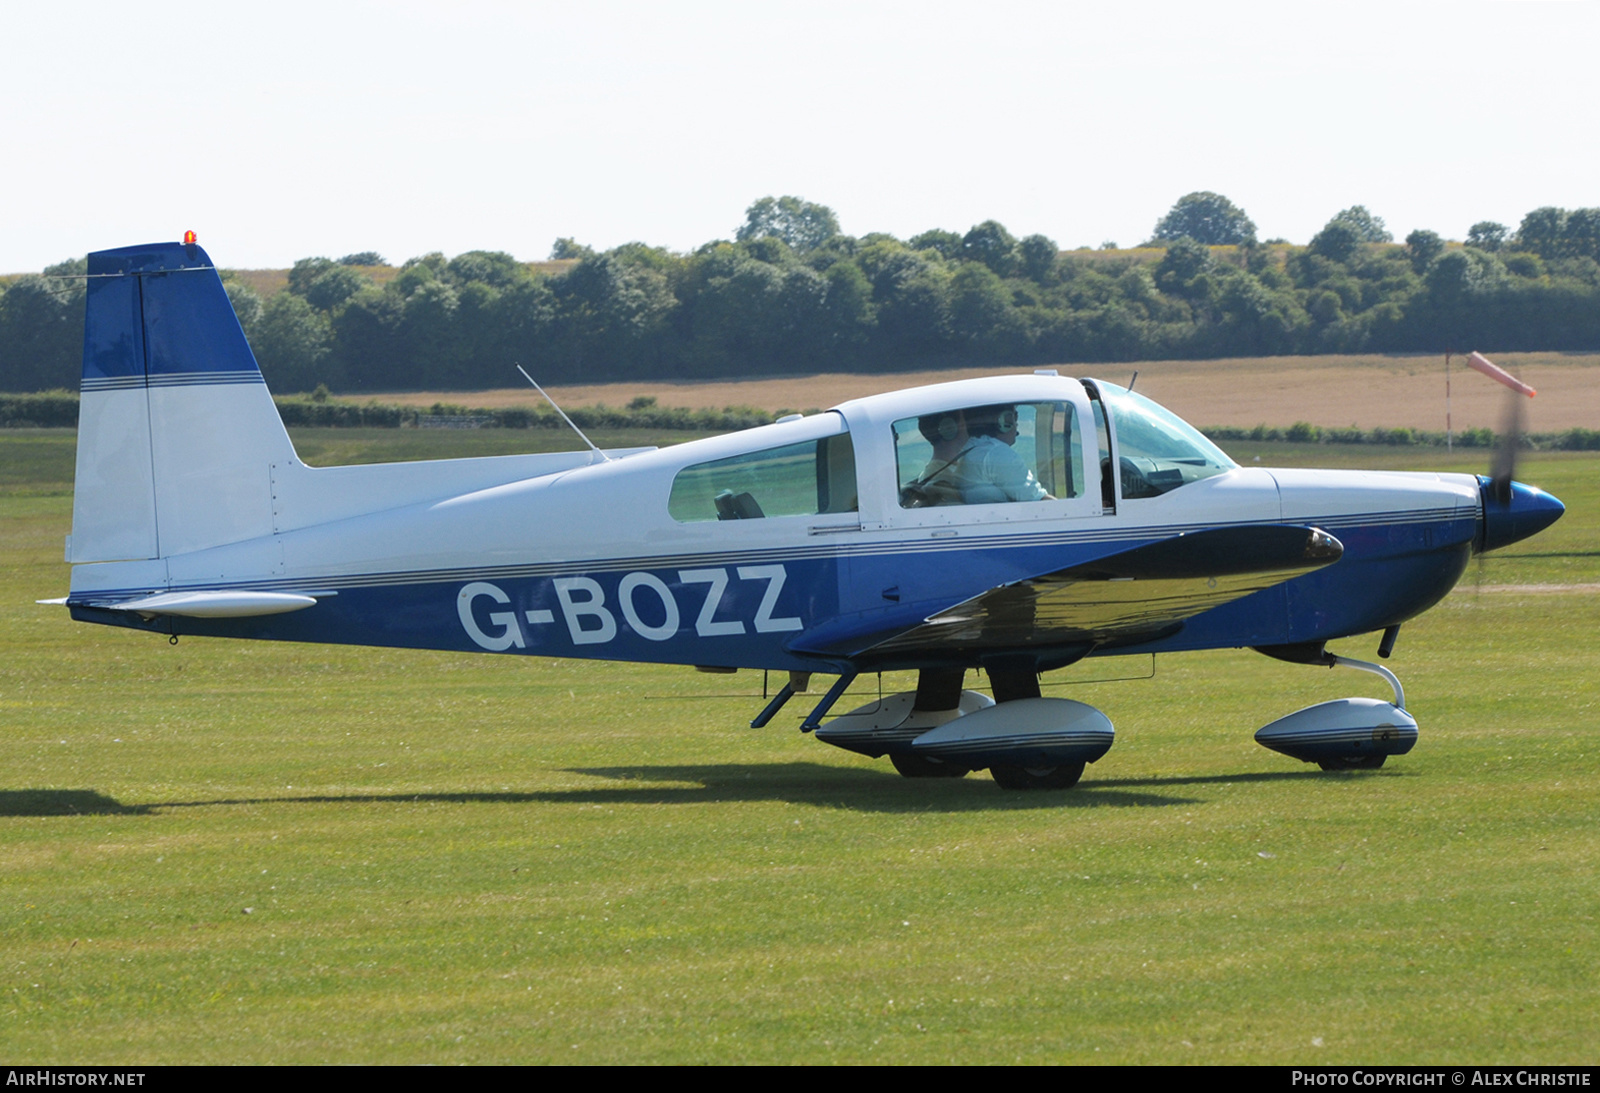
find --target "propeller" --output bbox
[1488,378,1523,506]
[1468,352,1537,576]
[1468,351,1535,504]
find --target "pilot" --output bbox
[900,411,972,507]
[957,404,1051,504]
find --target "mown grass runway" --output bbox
[2,431,1596,1063]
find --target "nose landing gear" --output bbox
[1253,647,1417,770]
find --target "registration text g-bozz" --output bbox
[458,564,801,651]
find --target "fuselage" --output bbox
[68,373,1535,674]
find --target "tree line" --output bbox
[3,193,1599,394]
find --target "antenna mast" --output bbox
[516,365,610,463]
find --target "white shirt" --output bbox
[954,436,1047,504]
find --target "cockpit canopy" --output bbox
[661,375,1235,524]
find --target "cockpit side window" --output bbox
[668,434,858,522]
[893,401,1082,508]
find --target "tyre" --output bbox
[1317,755,1387,771]
[989,761,1085,790]
[891,752,970,779]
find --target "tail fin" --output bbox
[70,241,295,563]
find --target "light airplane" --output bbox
[46,241,1566,790]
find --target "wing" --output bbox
[862,525,1342,658]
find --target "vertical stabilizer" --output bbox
[69,242,295,563]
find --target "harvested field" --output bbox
[365,352,1600,433]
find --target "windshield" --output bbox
[1096,383,1235,498]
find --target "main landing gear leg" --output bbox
[890,668,971,778]
[1314,655,1404,771]
[985,666,1085,791]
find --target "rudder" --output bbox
[70,241,295,563]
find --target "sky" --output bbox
[3,0,1596,272]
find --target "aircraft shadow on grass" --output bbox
[564,762,1377,809]
[0,789,154,816]
[1493,550,1600,558]
[1,765,1362,818]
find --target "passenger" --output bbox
[957,404,1052,503]
[900,411,971,507]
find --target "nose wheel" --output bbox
[1317,754,1387,771]
[1254,650,1418,770]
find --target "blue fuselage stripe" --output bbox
[74,512,1477,672]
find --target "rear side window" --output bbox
[669,434,858,521]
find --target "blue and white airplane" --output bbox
[47,240,1567,790]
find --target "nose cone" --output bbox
[1478,477,1565,553]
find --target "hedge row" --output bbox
[0,390,78,427]
[0,391,778,433]
[1201,422,1600,450]
[393,400,779,432]
[8,390,1598,450]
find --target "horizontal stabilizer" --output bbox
[95,590,324,618]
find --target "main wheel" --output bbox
[1317,755,1387,771]
[891,752,970,779]
[990,761,1085,790]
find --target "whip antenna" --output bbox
[516,364,610,463]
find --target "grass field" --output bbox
[2,428,1596,1064]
